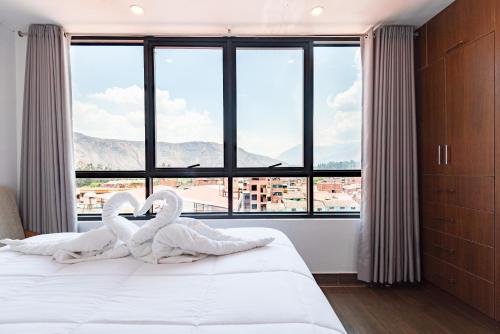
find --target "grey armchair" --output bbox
[0,186,25,244]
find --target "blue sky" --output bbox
[71,44,361,163]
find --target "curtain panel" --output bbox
[20,24,76,233]
[358,26,420,284]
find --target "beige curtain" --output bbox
[20,24,76,233]
[358,26,420,284]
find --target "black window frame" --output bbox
[72,36,361,220]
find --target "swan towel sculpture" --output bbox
[1,190,274,264]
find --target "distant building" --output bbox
[235,177,306,212]
[316,180,343,193]
[314,177,361,212]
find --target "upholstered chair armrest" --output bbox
[0,187,25,240]
[24,230,40,238]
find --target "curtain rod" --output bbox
[17,30,365,39]
[17,31,70,37]
[17,30,419,39]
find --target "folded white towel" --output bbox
[2,190,274,265]
[127,190,183,261]
[1,226,117,260]
[0,192,141,263]
[151,218,274,263]
[128,190,274,264]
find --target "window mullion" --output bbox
[305,41,314,214]
[227,39,237,215]
[144,38,156,198]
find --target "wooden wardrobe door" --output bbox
[415,25,427,70]
[419,60,447,175]
[446,33,494,177]
[427,1,460,64]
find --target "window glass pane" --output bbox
[233,177,307,212]
[314,46,361,170]
[236,48,304,167]
[313,177,361,212]
[154,48,224,168]
[75,178,146,214]
[153,178,228,213]
[71,45,145,171]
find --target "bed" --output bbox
[0,227,346,334]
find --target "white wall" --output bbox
[208,219,360,273]
[0,25,18,192]
[79,218,360,273]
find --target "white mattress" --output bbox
[0,227,346,334]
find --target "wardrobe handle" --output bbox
[438,145,441,165]
[444,144,449,165]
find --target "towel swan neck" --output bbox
[101,192,141,219]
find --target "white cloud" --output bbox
[89,85,144,107]
[73,101,144,141]
[325,48,362,114]
[155,89,187,112]
[317,79,362,147]
[156,109,220,144]
[88,85,187,112]
[317,110,361,143]
[326,79,361,113]
[316,49,363,147]
[74,85,222,144]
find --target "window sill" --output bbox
[77,212,360,221]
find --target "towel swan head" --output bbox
[134,190,183,221]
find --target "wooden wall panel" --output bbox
[494,0,500,321]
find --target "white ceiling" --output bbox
[0,0,453,36]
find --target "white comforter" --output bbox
[0,228,346,334]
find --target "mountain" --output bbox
[73,132,282,170]
[276,143,361,168]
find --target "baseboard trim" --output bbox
[313,273,365,287]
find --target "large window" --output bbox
[314,46,361,170]
[72,37,361,219]
[71,45,145,171]
[236,48,304,167]
[154,47,224,168]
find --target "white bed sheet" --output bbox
[0,227,346,334]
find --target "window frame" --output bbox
[72,36,361,220]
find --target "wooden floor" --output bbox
[321,284,500,334]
